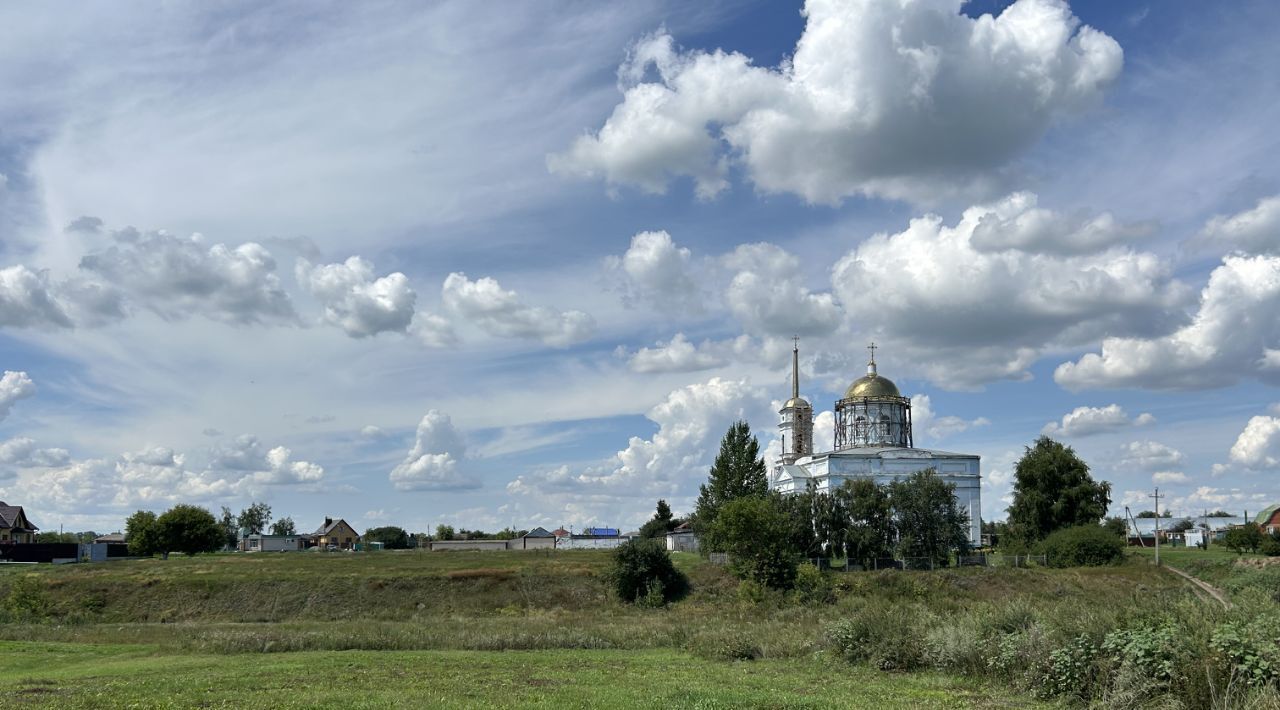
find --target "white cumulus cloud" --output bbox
[442,273,594,347]
[725,243,841,337]
[911,394,990,441]
[0,371,36,421]
[1056,254,1280,390]
[1117,440,1185,470]
[551,0,1122,204]
[627,333,727,374]
[0,437,71,467]
[833,194,1186,387]
[1041,404,1154,437]
[296,256,416,337]
[1194,195,1280,255]
[606,230,702,312]
[79,229,296,325]
[1228,415,1280,470]
[390,410,477,491]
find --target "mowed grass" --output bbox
[0,641,1042,709]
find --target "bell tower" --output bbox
[778,337,814,465]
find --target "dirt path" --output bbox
[1162,564,1232,610]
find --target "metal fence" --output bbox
[805,553,1047,571]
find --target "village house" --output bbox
[0,502,38,544]
[312,517,360,550]
[239,533,308,552]
[1256,504,1280,534]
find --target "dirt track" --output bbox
[1162,564,1232,609]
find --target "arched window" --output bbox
[879,414,891,438]
[854,415,868,440]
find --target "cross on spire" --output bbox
[792,335,799,351]
[867,341,877,364]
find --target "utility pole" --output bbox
[1151,487,1164,567]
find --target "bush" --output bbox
[1210,619,1280,688]
[1261,532,1280,557]
[688,629,762,661]
[792,562,832,604]
[826,604,928,671]
[1038,524,1124,567]
[608,538,689,605]
[1039,634,1100,700]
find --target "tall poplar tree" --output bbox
[693,420,768,550]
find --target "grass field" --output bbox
[0,642,1041,709]
[0,549,1270,708]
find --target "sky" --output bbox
[2,0,1279,535]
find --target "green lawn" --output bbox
[0,551,1212,707]
[0,642,1040,709]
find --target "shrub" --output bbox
[1261,532,1280,557]
[608,538,689,605]
[1038,524,1124,567]
[1039,634,1100,700]
[688,629,762,661]
[1101,624,1181,684]
[792,562,832,604]
[1210,619,1280,688]
[826,604,928,671]
[3,576,50,620]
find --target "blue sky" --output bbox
[2,0,1279,534]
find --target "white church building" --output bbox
[770,343,982,546]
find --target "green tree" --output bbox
[435,524,455,541]
[639,499,678,539]
[218,506,238,549]
[153,505,224,559]
[35,531,81,543]
[236,502,272,536]
[1222,523,1265,555]
[837,479,895,569]
[1006,437,1111,544]
[773,488,821,559]
[125,510,159,557]
[693,421,768,551]
[890,469,970,566]
[269,516,296,536]
[364,526,411,549]
[608,538,689,605]
[711,495,800,589]
[1103,516,1129,538]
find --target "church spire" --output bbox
[867,341,878,376]
[791,336,800,400]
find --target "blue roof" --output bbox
[582,527,619,536]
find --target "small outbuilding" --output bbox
[239,534,307,552]
[665,521,700,552]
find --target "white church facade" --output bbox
[770,343,983,546]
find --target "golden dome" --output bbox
[783,396,811,409]
[844,373,901,399]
